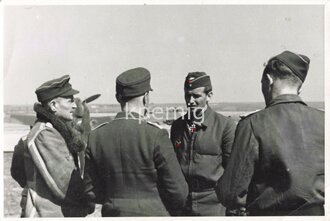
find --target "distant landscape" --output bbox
[4,101,324,124]
[4,101,325,114]
[3,101,325,150]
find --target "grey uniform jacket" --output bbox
[84,111,188,216]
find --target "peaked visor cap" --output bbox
[116,67,153,97]
[35,75,79,102]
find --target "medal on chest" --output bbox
[175,140,182,148]
[188,123,196,133]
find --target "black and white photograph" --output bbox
[2,0,328,219]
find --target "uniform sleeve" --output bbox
[83,132,105,205]
[28,128,84,203]
[170,121,177,147]
[11,137,27,188]
[221,118,236,168]
[154,129,189,215]
[216,118,258,209]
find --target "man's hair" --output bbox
[265,59,303,90]
[116,92,146,104]
[41,96,68,112]
[184,85,212,95]
[41,99,51,110]
[204,85,212,94]
[116,94,130,104]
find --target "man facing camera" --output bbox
[170,72,236,216]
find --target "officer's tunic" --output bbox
[84,111,188,216]
[170,106,236,215]
[217,94,324,216]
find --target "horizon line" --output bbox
[3,100,325,106]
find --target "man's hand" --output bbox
[83,192,96,214]
[226,207,248,216]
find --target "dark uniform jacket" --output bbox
[217,94,324,216]
[170,106,236,215]
[84,111,188,216]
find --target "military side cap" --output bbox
[116,67,153,97]
[184,72,212,90]
[35,75,79,102]
[268,50,310,82]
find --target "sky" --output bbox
[3,4,325,105]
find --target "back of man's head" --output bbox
[265,60,303,89]
[264,50,310,90]
[116,67,152,105]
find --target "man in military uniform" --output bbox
[217,51,324,216]
[170,72,236,216]
[84,67,188,216]
[10,75,92,217]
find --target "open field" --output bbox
[3,124,31,217]
[4,152,22,217]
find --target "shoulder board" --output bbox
[34,122,47,131]
[45,122,53,128]
[239,109,261,119]
[21,134,28,141]
[92,122,109,130]
[147,121,163,129]
[28,122,48,147]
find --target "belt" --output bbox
[189,179,215,192]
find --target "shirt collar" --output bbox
[267,94,307,108]
[200,106,213,128]
[115,111,146,120]
[184,105,213,128]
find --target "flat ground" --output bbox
[4,152,22,217]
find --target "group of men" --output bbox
[10,50,324,217]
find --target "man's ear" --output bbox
[116,93,123,103]
[143,92,150,106]
[266,73,274,86]
[48,99,57,112]
[298,85,303,95]
[206,91,213,102]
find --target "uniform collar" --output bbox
[115,111,146,120]
[184,105,213,129]
[199,106,213,128]
[267,94,307,108]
